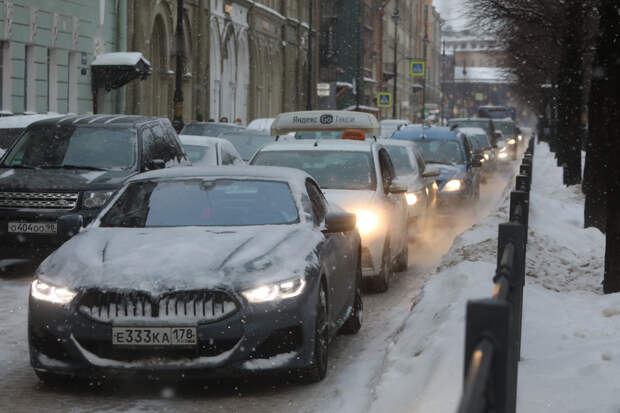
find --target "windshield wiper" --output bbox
[40,164,107,171]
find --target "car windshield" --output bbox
[494,122,518,136]
[182,144,215,165]
[384,146,415,175]
[181,123,240,137]
[100,179,299,227]
[220,134,274,160]
[252,150,377,190]
[1,125,137,170]
[413,139,465,164]
[470,134,490,150]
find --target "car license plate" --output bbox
[8,222,57,234]
[112,327,197,346]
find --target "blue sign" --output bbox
[410,61,426,77]
[377,92,392,108]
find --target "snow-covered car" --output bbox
[179,135,244,166]
[0,114,64,152]
[180,121,244,138]
[457,127,496,177]
[381,139,439,233]
[246,117,275,132]
[251,139,409,292]
[218,130,277,162]
[0,115,189,264]
[28,166,362,383]
[379,119,410,139]
[392,125,481,211]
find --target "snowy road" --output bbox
[0,166,518,413]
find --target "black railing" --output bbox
[456,138,535,413]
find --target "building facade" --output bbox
[0,0,122,115]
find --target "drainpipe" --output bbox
[117,0,127,113]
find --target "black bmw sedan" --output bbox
[28,166,362,383]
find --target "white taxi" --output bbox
[251,137,409,293]
[270,110,381,141]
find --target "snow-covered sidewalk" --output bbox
[367,142,617,412]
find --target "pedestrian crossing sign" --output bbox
[377,92,392,108]
[410,61,425,77]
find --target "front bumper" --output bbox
[28,278,320,379]
[0,209,98,260]
[359,229,388,278]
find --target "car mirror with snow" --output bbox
[147,159,166,170]
[322,212,357,233]
[422,167,441,178]
[388,180,408,194]
[57,214,84,239]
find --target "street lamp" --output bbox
[391,5,400,118]
[421,33,430,122]
[172,0,185,133]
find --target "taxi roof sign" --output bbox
[270,111,380,136]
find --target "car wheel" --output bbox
[303,283,329,383]
[340,259,363,335]
[393,241,408,273]
[366,239,392,293]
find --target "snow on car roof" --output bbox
[91,52,151,67]
[456,127,487,136]
[179,135,227,147]
[380,119,410,125]
[259,139,375,152]
[380,139,418,148]
[128,165,313,184]
[271,111,380,136]
[0,114,64,129]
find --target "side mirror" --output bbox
[388,179,408,194]
[422,167,440,178]
[148,159,166,170]
[323,212,356,233]
[58,214,84,239]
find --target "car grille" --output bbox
[78,290,239,323]
[0,191,79,210]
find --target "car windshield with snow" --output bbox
[28,166,362,383]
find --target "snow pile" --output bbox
[368,142,614,412]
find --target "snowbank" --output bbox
[369,142,614,412]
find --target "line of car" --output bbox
[0,110,523,385]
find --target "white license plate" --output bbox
[112,327,197,346]
[8,222,57,234]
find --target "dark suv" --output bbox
[0,115,188,263]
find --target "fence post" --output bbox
[510,191,530,244]
[464,299,513,413]
[515,174,530,192]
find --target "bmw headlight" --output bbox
[405,192,418,206]
[507,138,516,145]
[355,210,379,236]
[82,190,114,209]
[242,277,306,303]
[443,179,463,192]
[31,280,76,305]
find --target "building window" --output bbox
[47,48,58,113]
[24,45,36,113]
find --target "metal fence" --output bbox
[456,138,535,413]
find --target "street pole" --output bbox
[172,0,185,133]
[306,0,313,110]
[391,5,400,118]
[440,40,445,124]
[422,35,428,122]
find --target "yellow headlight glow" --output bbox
[242,277,306,303]
[31,280,76,305]
[405,193,418,206]
[507,138,516,145]
[355,210,379,235]
[443,179,463,192]
[484,153,490,160]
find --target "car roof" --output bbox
[380,139,418,148]
[185,121,243,128]
[179,135,228,146]
[394,125,460,140]
[258,139,376,153]
[129,165,313,185]
[380,119,409,125]
[457,127,487,136]
[448,117,491,122]
[0,114,65,129]
[270,110,380,136]
[219,130,272,138]
[24,114,163,128]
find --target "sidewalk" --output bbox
[367,142,615,412]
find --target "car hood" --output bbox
[432,164,467,189]
[322,189,377,212]
[37,224,323,293]
[0,167,135,192]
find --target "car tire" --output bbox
[302,283,329,383]
[366,239,392,293]
[393,242,408,273]
[340,259,363,335]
